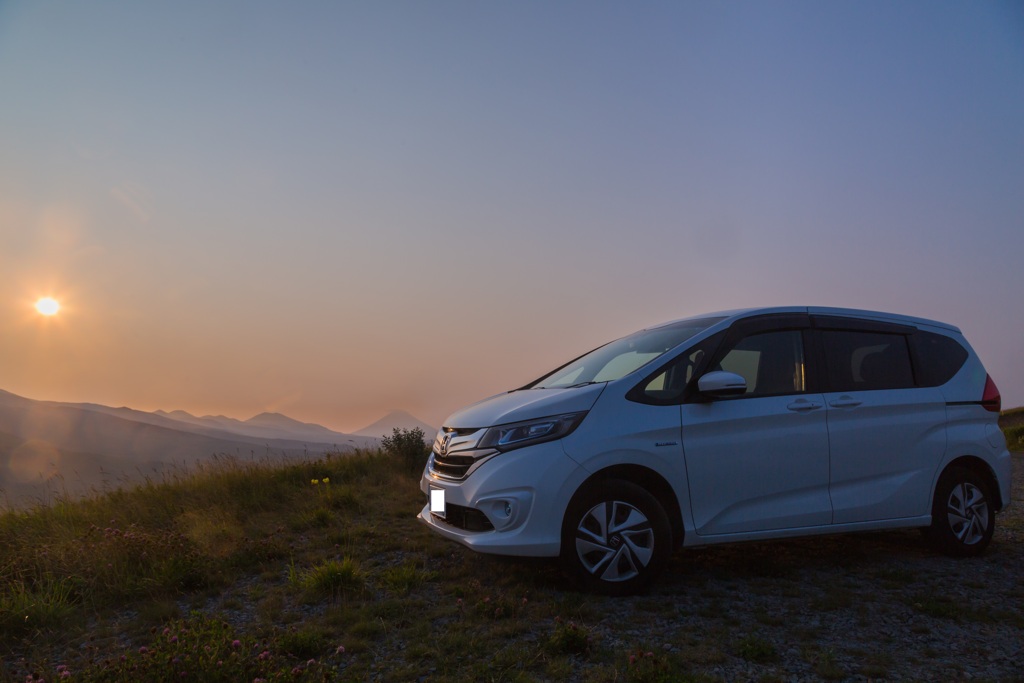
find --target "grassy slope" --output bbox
[1,446,1022,682]
[1001,406,1024,450]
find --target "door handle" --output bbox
[787,399,823,412]
[829,397,863,408]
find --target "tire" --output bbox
[560,479,672,595]
[925,466,995,557]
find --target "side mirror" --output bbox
[697,371,747,398]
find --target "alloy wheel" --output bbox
[946,481,989,546]
[575,500,655,582]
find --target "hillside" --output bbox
[0,389,381,508]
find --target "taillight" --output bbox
[981,374,1001,413]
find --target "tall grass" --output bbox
[0,447,407,662]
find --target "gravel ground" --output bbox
[574,452,1024,682]
[178,452,1024,682]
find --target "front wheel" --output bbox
[560,480,672,595]
[925,466,995,557]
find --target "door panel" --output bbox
[826,387,946,523]
[681,395,831,535]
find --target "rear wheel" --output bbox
[925,466,995,557]
[560,480,672,595]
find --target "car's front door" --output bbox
[681,322,832,536]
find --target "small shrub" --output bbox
[381,427,430,475]
[299,558,365,601]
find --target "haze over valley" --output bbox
[0,387,434,508]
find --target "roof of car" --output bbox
[655,306,961,333]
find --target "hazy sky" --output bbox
[1,1,1022,432]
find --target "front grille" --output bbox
[430,452,475,479]
[434,503,494,532]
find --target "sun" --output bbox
[35,297,61,316]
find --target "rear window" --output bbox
[823,330,915,392]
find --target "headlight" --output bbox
[477,412,588,452]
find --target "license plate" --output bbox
[430,487,446,518]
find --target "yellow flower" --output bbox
[311,479,319,485]
[322,477,330,484]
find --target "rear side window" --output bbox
[823,331,914,392]
[910,331,968,387]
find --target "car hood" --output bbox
[444,384,607,429]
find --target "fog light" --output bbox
[504,501,513,517]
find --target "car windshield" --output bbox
[527,317,725,389]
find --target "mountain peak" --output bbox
[354,410,436,438]
[246,412,304,428]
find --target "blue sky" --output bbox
[1,1,1022,430]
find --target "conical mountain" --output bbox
[354,410,436,438]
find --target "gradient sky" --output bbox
[1,1,1022,432]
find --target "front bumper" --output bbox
[417,440,586,557]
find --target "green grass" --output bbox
[1003,424,1024,451]
[1001,406,1024,448]
[296,557,365,601]
[1,444,1021,682]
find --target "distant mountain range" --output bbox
[0,389,433,508]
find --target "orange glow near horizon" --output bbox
[34,297,61,316]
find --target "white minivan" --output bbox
[418,307,1012,594]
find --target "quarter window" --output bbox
[910,331,968,387]
[823,331,914,391]
[640,347,707,401]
